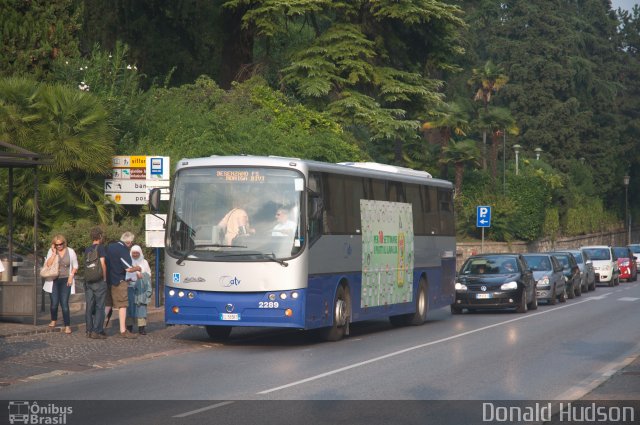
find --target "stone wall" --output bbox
[455,227,639,270]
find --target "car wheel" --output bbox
[559,286,567,303]
[615,276,620,286]
[516,289,528,313]
[205,325,232,341]
[450,304,463,315]
[527,290,538,310]
[633,271,638,282]
[567,281,575,299]
[549,285,557,305]
[575,280,582,297]
[320,284,351,341]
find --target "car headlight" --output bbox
[455,282,468,291]
[538,276,550,286]
[501,281,518,290]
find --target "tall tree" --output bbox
[0,0,82,79]
[440,138,480,195]
[224,0,466,165]
[468,60,508,170]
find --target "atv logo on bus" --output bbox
[220,276,241,287]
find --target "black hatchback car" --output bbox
[451,254,537,314]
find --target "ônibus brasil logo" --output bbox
[8,401,73,424]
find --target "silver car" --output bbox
[522,253,567,304]
[568,249,596,292]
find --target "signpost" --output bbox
[106,156,170,205]
[477,206,492,253]
[107,156,170,307]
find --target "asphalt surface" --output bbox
[1,300,638,401]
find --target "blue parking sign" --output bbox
[477,206,491,228]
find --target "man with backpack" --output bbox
[84,227,108,339]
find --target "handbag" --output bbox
[40,256,59,279]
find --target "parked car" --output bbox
[628,244,640,269]
[522,253,567,305]
[613,246,637,282]
[451,253,537,314]
[549,251,582,298]
[568,249,596,292]
[580,245,620,287]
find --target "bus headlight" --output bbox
[291,291,299,299]
[178,291,185,298]
[268,293,276,301]
[280,293,287,300]
[188,292,195,299]
[285,309,293,317]
[169,289,175,297]
[172,306,180,314]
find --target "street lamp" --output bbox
[534,147,542,160]
[513,144,521,175]
[624,175,630,244]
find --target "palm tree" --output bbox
[468,61,508,170]
[0,78,116,236]
[422,100,471,179]
[476,107,519,181]
[440,139,481,195]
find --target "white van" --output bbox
[580,245,619,287]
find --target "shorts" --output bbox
[110,281,129,309]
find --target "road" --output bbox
[1,283,639,424]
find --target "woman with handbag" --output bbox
[43,234,78,334]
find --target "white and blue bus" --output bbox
[151,155,456,341]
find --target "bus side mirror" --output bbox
[149,188,161,212]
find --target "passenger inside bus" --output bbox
[272,207,297,237]
[218,204,254,244]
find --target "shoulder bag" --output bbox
[40,256,59,279]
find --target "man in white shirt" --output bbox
[272,208,297,237]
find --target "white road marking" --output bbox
[618,297,640,301]
[173,401,235,418]
[258,298,596,395]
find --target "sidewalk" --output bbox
[0,301,165,338]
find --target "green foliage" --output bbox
[565,198,620,236]
[134,76,366,164]
[0,77,117,239]
[543,207,560,242]
[0,0,82,79]
[49,42,147,152]
[226,0,466,162]
[506,171,552,241]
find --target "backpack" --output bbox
[84,245,103,283]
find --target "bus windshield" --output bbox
[168,166,304,262]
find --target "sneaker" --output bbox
[118,330,137,339]
[90,332,107,340]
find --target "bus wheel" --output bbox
[205,325,232,341]
[320,285,350,342]
[390,279,428,326]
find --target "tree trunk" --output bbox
[482,130,487,170]
[455,163,464,195]
[219,6,254,89]
[490,131,499,182]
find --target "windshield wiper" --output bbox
[261,253,289,267]
[175,243,246,265]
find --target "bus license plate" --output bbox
[220,313,240,321]
[476,293,492,299]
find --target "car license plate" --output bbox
[476,293,492,299]
[220,313,240,321]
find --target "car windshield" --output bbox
[613,247,629,258]
[629,245,640,254]
[461,256,518,275]
[523,255,552,271]
[582,248,611,261]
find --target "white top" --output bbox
[272,220,297,236]
[43,247,79,293]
